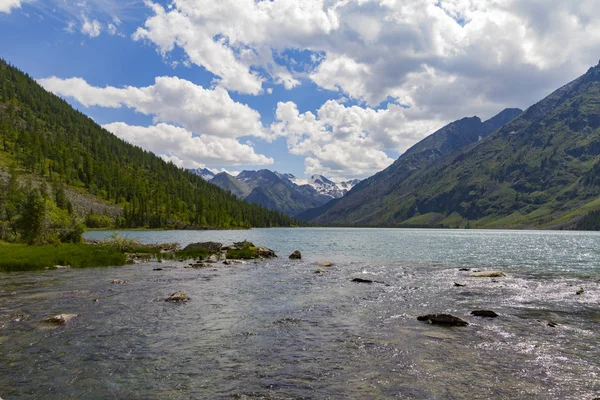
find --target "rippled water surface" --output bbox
[1,228,599,399]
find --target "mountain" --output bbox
[189,168,215,181]
[208,169,356,216]
[313,62,600,229]
[0,59,300,230]
[308,108,522,224]
[290,174,361,199]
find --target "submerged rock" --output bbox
[547,321,559,328]
[183,242,222,252]
[223,260,245,265]
[314,269,327,274]
[454,282,466,287]
[458,268,470,271]
[352,278,373,284]
[576,288,584,295]
[153,268,163,271]
[42,314,78,324]
[471,310,498,318]
[471,271,506,278]
[165,291,189,302]
[289,250,302,260]
[185,263,209,269]
[417,313,469,326]
[316,261,334,267]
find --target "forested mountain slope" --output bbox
[313,62,600,229]
[0,59,299,229]
[311,108,522,225]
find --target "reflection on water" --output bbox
[1,228,599,399]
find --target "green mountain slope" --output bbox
[314,62,600,229]
[0,59,299,229]
[312,108,522,225]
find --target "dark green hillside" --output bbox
[0,59,299,229]
[314,62,600,229]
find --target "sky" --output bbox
[1,0,599,180]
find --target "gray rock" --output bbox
[417,313,469,326]
[471,310,498,318]
[352,278,373,284]
[316,261,334,267]
[183,242,222,252]
[42,314,78,324]
[165,291,189,302]
[471,271,506,278]
[289,250,302,260]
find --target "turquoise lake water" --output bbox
[1,228,599,399]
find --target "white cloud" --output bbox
[0,0,22,13]
[133,0,600,120]
[38,75,268,139]
[103,122,273,168]
[271,100,444,178]
[81,15,101,37]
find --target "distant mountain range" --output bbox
[189,168,360,217]
[307,61,600,229]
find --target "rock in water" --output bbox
[417,314,469,326]
[166,291,189,302]
[352,278,373,284]
[314,269,326,274]
[471,310,498,318]
[110,279,128,284]
[256,247,277,258]
[471,271,506,278]
[454,282,466,287]
[183,242,222,252]
[289,250,302,260]
[316,261,334,267]
[42,314,78,324]
[576,288,584,295]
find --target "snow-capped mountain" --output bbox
[189,168,215,181]
[199,169,361,218]
[290,174,361,199]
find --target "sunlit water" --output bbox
[1,228,599,399]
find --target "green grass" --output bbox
[0,243,127,272]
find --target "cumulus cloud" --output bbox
[39,76,275,167]
[103,122,273,168]
[0,0,22,13]
[133,0,600,119]
[38,75,268,139]
[270,100,444,178]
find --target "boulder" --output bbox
[316,261,334,267]
[289,250,302,260]
[471,310,498,318]
[54,265,70,269]
[352,278,373,284]
[183,242,223,252]
[42,314,78,324]
[223,260,245,265]
[576,288,584,295]
[471,271,506,278]
[256,246,277,258]
[205,254,220,263]
[454,282,466,287]
[314,269,327,274]
[458,268,470,271]
[165,291,189,302]
[417,314,469,326]
[234,241,255,248]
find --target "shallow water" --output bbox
[1,228,599,399]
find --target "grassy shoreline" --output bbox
[0,241,211,273]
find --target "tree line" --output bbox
[0,59,302,232]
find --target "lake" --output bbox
[1,228,599,399]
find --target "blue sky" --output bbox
[1,0,599,179]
